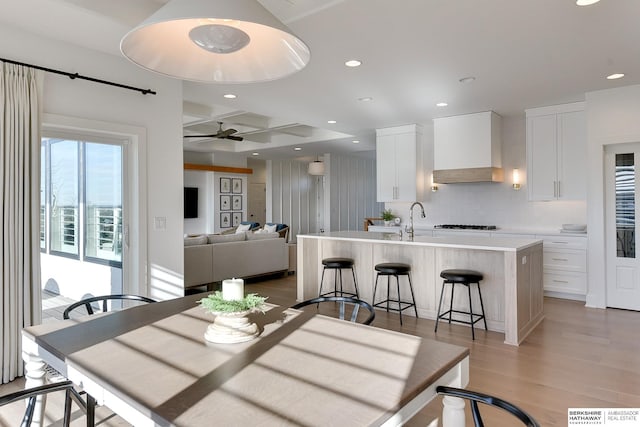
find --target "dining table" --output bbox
[21,293,470,427]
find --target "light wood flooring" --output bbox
[1,274,639,426]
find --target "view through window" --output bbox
[615,153,635,258]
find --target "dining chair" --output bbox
[291,296,375,325]
[63,294,156,319]
[0,380,75,427]
[436,386,540,426]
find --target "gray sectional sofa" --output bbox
[184,231,289,289]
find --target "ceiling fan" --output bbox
[183,122,244,141]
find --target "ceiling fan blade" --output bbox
[218,128,238,137]
[183,134,243,141]
[183,123,241,140]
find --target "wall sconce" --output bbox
[430,173,438,192]
[512,168,521,190]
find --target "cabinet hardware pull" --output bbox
[551,241,568,244]
[558,180,561,197]
[552,279,569,283]
[552,258,569,261]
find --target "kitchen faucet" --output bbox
[406,202,426,241]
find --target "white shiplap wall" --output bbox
[268,154,382,242]
[328,154,383,232]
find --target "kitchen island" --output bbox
[297,231,544,346]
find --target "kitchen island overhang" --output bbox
[296,231,544,346]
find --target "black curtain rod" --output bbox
[1,57,156,95]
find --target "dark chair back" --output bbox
[436,386,540,427]
[0,381,74,427]
[291,296,375,325]
[63,294,156,319]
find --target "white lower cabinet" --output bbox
[537,234,587,297]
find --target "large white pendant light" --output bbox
[120,0,310,83]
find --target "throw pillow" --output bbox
[264,223,278,233]
[235,223,252,233]
[208,233,246,244]
[184,235,208,246]
[246,231,279,240]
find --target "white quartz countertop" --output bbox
[299,231,542,252]
[368,225,587,237]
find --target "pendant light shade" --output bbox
[120,0,311,83]
[308,160,325,176]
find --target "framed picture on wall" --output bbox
[232,178,242,194]
[232,212,242,227]
[232,195,242,210]
[220,195,231,211]
[220,212,231,228]
[220,177,231,193]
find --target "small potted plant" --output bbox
[381,209,395,226]
[198,292,267,344]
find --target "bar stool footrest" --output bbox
[437,310,486,326]
[320,290,358,298]
[373,300,416,313]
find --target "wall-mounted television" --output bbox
[184,187,198,219]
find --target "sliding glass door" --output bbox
[41,133,125,306]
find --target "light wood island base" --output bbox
[297,231,544,346]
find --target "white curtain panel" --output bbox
[0,62,43,384]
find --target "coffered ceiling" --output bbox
[1,0,639,159]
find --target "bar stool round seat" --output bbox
[322,258,355,269]
[375,263,411,275]
[318,257,359,299]
[372,262,418,326]
[435,269,487,340]
[440,269,483,283]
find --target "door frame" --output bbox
[42,114,148,296]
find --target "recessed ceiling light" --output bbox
[576,0,600,5]
[223,93,237,99]
[345,59,362,67]
[252,152,259,156]
[436,102,448,107]
[327,120,337,124]
[607,73,625,80]
[459,76,476,84]
[294,147,302,151]
[352,140,360,144]
[358,97,373,102]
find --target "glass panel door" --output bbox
[605,145,640,311]
[41,135,125,316]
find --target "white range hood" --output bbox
[433,111,503,183]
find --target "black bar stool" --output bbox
[435,269,488,340]
[372,262,418,325]
[318,257,360,298]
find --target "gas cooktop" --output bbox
[434,224,497,230]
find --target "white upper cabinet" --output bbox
[376,124,424,202]
[526,102,586,201]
